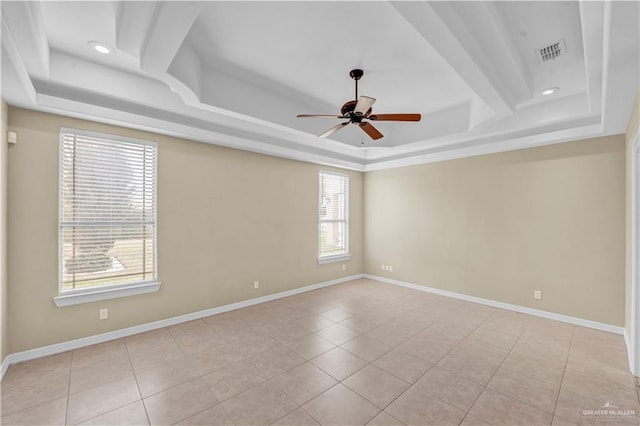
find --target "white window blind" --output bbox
[319,171,349,259]
[59,129,157,294]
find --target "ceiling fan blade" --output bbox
[359,122,384,140]
[297,114,346,119]
[319,122,350,138]
[354,96,376,115]
[368,113,421,122]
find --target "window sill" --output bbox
[318,253,351,264]
[53,281,161,307]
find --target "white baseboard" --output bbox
[1,273,364,381]
[365,274,625,335]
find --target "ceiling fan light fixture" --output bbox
[88,41,112,54]
[541,87,559,96]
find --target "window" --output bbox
[55,128,159,306]
[318,171,350,263]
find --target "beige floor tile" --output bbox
[367,411,405,426]
[566,352,636,390]
[270,362,337,405]
[413,366,484,411]
[128,341,187,374]
[373,348,432,384]
[80,401,150,425]
[343,364,410,409]
[551,416,576,426]
[522,318,574,343]
[294,315,335,332]
[270,324,313,345]
[482,310,532,336]
[124,329,175,353]
[136,359,199,398]
[338,312,390,334]
[187,344,244,376]
[174,333,228,357]
[437,340,508,385]
[0,397,67,426]
[234,335,282,359]
[72,340,129,369]
[314,324,360,346]
[5,280,635,426]
[272,408,320,425]
[554,388,602,424]
[287,335,336,360]
[249,346,305,378]
[561,368,640,410]
[302,384,380,425]
[499,350,566,387]
[340,334,393,362]
[386,386,465,426]
[67,376,141,425]
[202,359,267,402]
[70,356,134,395]
[459,415,491,426]
[365,319,424,347]
[468,388,553,425]
[1,370,70,415]
[175,404,234,425]
[320,307,354,322]
[511,337,570,366]
[487,366,560,413]
[466,324,520,350]
[396,333,458,365]
[221,381,297,426]
[143,378,217,426]
[4,352,71,379]
[310,347,368,381]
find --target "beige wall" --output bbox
[1,99,8,363]
[365,136,626,326]
[7,107,363,353]
[626,90,640,332]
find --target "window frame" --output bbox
[53,128,160,307]
[318,170,351,264]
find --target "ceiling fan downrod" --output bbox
[349,69,363,100]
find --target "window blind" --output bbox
[319,172,349,258]
[59,129,157,293]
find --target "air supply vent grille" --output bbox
[536,39,566,63]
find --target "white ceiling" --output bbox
[1,1,638,171]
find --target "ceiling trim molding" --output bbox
[363,122,608,172]
[28,93,366,172]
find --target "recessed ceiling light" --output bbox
[88,41,112,55]
[541,87,559,96]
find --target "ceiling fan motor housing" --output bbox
[340,100,371,120]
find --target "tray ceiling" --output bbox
[1,1,638,171]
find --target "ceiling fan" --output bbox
[297,69,421,141]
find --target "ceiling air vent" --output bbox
[535,39,566,63]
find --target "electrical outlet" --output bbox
[254,281,259,289]
[533,290,542,300]
[342,264,346,271]
[389,265,393,272]
[99,308,108,320]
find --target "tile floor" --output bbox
[1,278,639,425]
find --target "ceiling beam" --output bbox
[139,2,202,73]
[0,1,49,80]
[115,1,159,58]
[391,1,518,122]
[579,1,604,116]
